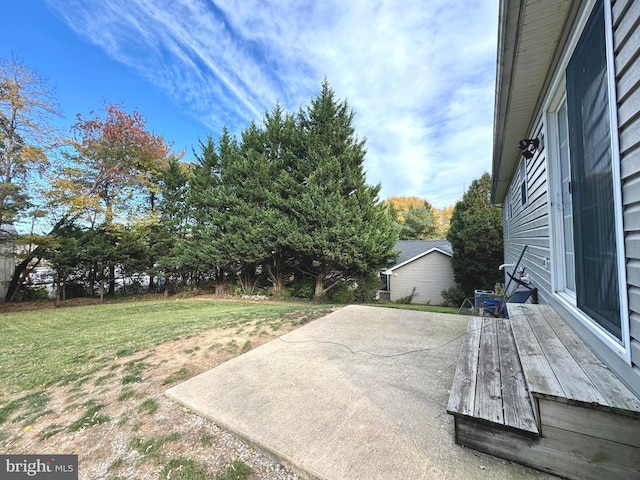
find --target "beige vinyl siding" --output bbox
[614,0,640,387]
[389,251,455,305]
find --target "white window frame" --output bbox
[519,157,528,206]
[543,0,630,364]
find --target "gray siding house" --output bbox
[380,240,455,305]
[447,2,640,477]
[493,0,640,397]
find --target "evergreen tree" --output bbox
[185,131,238,294]
[150,155,191,296]
[242,105,300,294]
[447,172,503,295]
[289,80,397,300]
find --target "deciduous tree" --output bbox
[0,54,60,228]
[50,102,170,225]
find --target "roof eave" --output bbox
[384,247,453,273]
[491,0,578,203]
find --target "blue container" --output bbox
[484,298,501,315]
[474,289,494,308]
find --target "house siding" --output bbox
[389,251,455,305]
[503,119,553,304]
[614,0,640,390]
[502,0,640,396]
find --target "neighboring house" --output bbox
[379,240,455,305]
[493,0,640,398]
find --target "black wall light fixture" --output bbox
[518,138,540,159]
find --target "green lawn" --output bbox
[0,299,333,397]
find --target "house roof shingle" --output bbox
[390,240,453,269]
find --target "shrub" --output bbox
[286,279,315,299]
[441,284,466,307]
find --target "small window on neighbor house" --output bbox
[520,157,528,205]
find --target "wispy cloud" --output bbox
[46,0,498,207]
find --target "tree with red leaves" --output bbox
[49,102,170,226]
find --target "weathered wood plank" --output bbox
[539,304,640,414]
[456,416,640,480]
[455,417,576,480]
[521,304,607,404]
[447,316,482,416]
[507,304,565,398]
[541,425,640,480]
[474,319,504,424]
[496,319,538,433]
[539,398,640,448]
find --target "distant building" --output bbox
[0,224,17,301]
[379,240,455,305]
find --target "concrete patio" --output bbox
[166,305,556,480]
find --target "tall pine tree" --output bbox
[289,80,397,300]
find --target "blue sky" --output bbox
[3,0,498,209]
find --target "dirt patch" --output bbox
[0,309,336,479]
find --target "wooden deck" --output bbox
[447,303,640,480]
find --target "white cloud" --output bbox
[46,0,498,208]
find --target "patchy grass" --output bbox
[130,432,180,463]
[137,398,158,415]
[67,400,110,432]
[160,457,210,480]
[0,391,49,426]
[0,299,334,396]
[117,388,139,402]
[0,298,335,477]
[162,368,189,386]
[39,423,65,440]
[215,459,253,480]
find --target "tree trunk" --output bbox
[88,263,96,296]
[267,254,284,295]
[5,216,73,302]
[108,265,116,295]
[6,257,31,302]
[55,277,62,306]
[164,277,170,299]
[314,271,326,302]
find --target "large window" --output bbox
[548,0,626,345]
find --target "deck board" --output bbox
[496,319,538,432]
[447,316,481,416]
[522,305,606,404]
[449,303,640,479]
[507,304,565,398]
[507,303,640,413]
[475,319,503,424]
[538,304,640,414]
[448,317,538,434]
